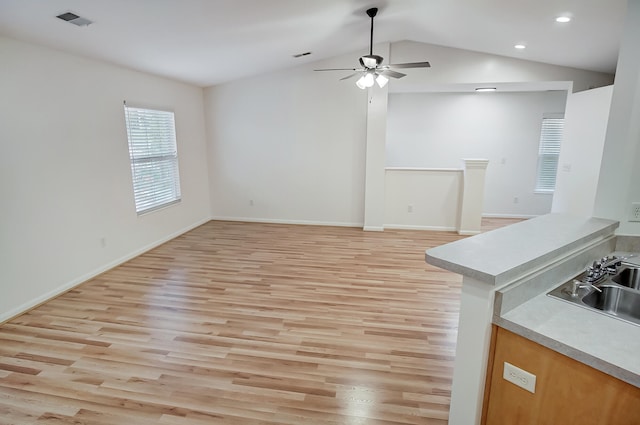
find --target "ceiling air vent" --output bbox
[56,12,92,27]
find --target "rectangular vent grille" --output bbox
[56,12,92,26]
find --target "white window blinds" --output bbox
[534,117,564,193]
[124,104,182,214]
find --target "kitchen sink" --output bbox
[612,266,640,290]
[582,284,640,325]
[548,264,640,327]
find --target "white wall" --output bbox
[552,86,613,215]
[386,91,567,217]
[0,37,211,321]
[389,40,614,93]
[204,51,369,227]
[204,38,612,227]
[594,0,640,235]
[385,169,462,231]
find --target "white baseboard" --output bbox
[458,230,482,236]
[0,218,210,324]
[384,224,457,232]
[363,226,385,232]
[211,216,363,228]
[482,213,538,219]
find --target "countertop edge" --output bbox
[425,214,619,286]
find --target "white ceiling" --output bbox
[0,0,628,88]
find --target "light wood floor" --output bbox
[0,218,522,424]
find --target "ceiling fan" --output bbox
[314,7,430,89]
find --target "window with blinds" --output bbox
[123,104,181,214]
[534,116,564,193]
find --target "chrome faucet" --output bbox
[584,255,636,284]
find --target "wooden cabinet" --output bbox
[483,327,640,425]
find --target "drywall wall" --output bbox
[0,37,211,321]
[384,169,462,231]
[389,40,614,93]
[386,90,568,217]
[204,39,612,226]
[594,0,640,235]
[204,50,369,227]
[552,86,613,215]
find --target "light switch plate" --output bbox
[503,362,536,393]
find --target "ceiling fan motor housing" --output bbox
[360,54,384,69]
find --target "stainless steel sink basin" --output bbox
[548,264,640,327]
[582,284,640,325]
[612,266,640,290]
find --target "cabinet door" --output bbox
[484,327,640,425]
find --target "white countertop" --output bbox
[426,214,619,286]
[425,213,639,387]
[497,289,640,387]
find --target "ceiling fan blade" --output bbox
[380,69,406,79]
[314,68,359,72]
[387,61,431,69]
[339,73,360,81]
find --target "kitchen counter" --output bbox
[497,280,640,387]
[424,213,630,425]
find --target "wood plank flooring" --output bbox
[0,219,521,424]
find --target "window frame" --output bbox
[534,113,564,194]
[123,103,182,215]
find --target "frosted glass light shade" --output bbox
[376,74,389,88]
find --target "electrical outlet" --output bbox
[249,199,254,206]
[630,202,640,222]
[513,197,519,204]
[408,204,414,213]
[503,362,536,393]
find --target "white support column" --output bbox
[448,276,497,425]
[458,159,489,235]
[363,44,390,232]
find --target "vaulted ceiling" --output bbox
[0,0,627,87]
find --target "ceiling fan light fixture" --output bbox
[376,73,389,88]
[363,73,375,87]
[356,72,375,89]
[356,74,368,89]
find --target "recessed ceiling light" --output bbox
[514,44,526,50]
[556,16,571,23]
[475,87,497,92]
